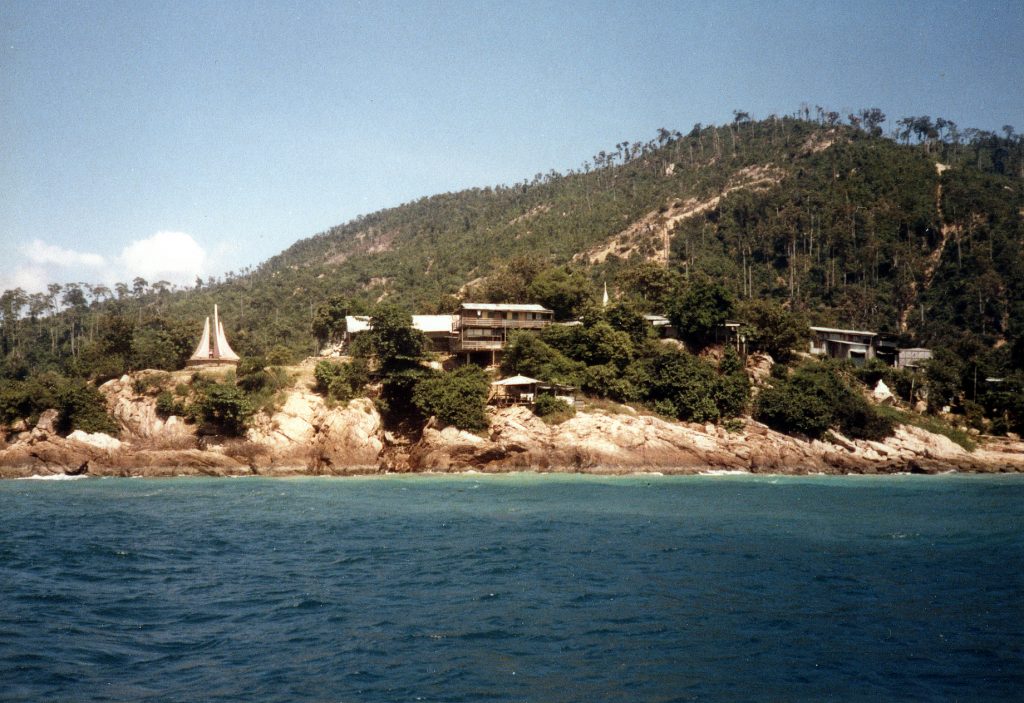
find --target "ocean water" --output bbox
[1,474,1021,702]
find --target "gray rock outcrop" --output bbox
[1,371,1021,478]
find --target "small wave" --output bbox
[698,469,751,476]
[16,474,89,481]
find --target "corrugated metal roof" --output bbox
[345,315,372,334]
[809,326,877,337]
[461,303,552,313]
[345,314,456,334]
[492,375,540,386]
[412,315,457,333]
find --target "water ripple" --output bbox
[0,475,1021,702]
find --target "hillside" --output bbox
[1,113,1022,419]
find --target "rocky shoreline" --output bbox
[1,374,1022,479]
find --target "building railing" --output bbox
[451,339,506,351]
[457,317,550,330]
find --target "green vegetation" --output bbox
[366,304,424,368]
[311,296,352,349]
[502,307,751,423]
[155,390,185,418]
[314,359,370,403]
[533,394,576,424]
[739,299,808,362]
[412,365,490,431]
[1,110,1022,439]
[668,278,734,347]
[0,373,117,435]
[526,267,593,321]
[189,381,254,436]
[755,362,893,441]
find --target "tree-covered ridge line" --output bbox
[1,109,1022,435]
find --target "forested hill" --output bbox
[259,113,1022,352]
[2,111,1023,379]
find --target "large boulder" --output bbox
[67,430,122,451]
[746,352,774,385]
[872,379,895,405]
[100,375,192,441]
[247,392,384,470]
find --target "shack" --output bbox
[897,347,932,370]
[490,375,540,405]
[809,326,877,365]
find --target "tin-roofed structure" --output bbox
[808,326,877,365]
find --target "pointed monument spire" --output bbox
[188,317,212,363]
[215,319,240,361]
[212,305,222,358]
[186,305,240,366]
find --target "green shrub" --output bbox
[719,346,743,375]
[314,359,369,401]
[313,360,339,394]
[643,346,740,422]
[503,331,583,385]
[526,266,592,320]
[652,399,678,418]
[0,380,40,426]
[56,380,118,435]
[413,366,490,431]
[0,374,116,435]
[155,390,185,418]
[533,394,576,424]
[369,304,425,369]
[580,364,619,396]
[190,382,254,436]
[378,364,432,428]
[237,364,289,394]
[668,278,734,347]
[266,345,293,366]
[712,372,751,419]
[739,299,807,362]
[755,376,834,438]
[237,356,267,379]
[722,417,745,433]
[962,400,986,432]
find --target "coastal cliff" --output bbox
[402,405,1024,475]
[0,373,1021,478]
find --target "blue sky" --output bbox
[2,0,1022,292]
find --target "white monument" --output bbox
[187,305,240,366]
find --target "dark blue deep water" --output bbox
[1,474,1022,702]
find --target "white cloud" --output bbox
[9,266,50,293]
[119,231,207,286]
[0,231,210,294]
[21,239,106,268]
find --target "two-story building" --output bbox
[342,303,554,365]
[452,303,554,365]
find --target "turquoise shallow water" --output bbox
[1,474,1022,701]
